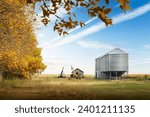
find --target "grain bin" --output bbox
[95,48,128,80]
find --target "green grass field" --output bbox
[0,74,150,100]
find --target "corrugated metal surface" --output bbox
[95,48,128,79]
[109,54,128,71]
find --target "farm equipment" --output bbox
[58,67,66,78]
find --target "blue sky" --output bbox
[36,0,150,74]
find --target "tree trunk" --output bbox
[0,71,2,81]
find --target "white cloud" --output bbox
[50,4,120,42]
[114,4,120,8]
[113,3,150,24]
[48,3,150,48]
[129,58,150,74]
[130,58,150,65]
[48,23,106,48]
[144,44,150,49]
[77,41,114,49]
[49,17,98,43]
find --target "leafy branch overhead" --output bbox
[27,0,130,36]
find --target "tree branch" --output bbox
[41,0,64,22]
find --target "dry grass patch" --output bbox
[0,74,150,100]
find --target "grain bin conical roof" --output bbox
[107,48,127,54]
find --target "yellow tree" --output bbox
[0,0,46,79]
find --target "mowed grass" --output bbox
[0,74,150,100]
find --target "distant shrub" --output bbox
[144,75,148,79]
[124,74,150,81]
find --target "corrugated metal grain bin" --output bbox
[95,48,128,79]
